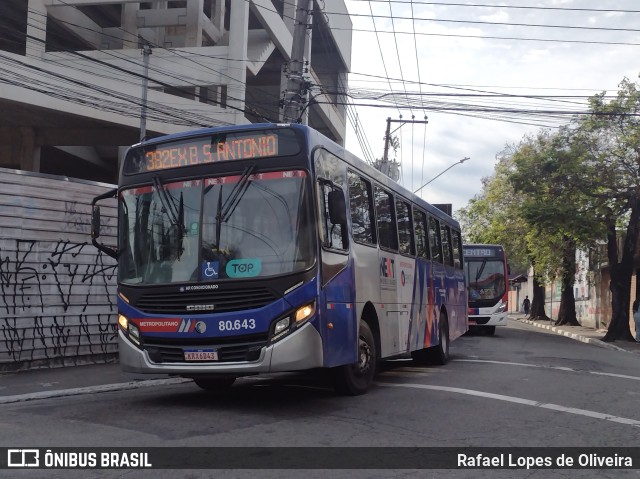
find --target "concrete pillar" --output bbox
[186,0,205,47]
[213,0,225,33]
[122,3,140,49]
[227,0,249,124]
[26,0,47,58]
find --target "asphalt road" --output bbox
[2,320,640,479]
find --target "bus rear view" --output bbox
[463,244,509,335]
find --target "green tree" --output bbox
[570,77,640,341]
[510,129,604,326]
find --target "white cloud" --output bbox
[478,10,510,24]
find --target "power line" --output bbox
[346,11,640,34]
[330,26,640,47]
[350,1,640,15]
[367,1,402,118]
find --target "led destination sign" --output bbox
[464,246,502,257]
[124,129,300,174]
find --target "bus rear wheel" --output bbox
[333,320,377,396]
[412,314,450,366]
[193,377,236,391]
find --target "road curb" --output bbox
[514,318,629,353]
[0,377,192,405]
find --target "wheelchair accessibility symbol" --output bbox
[202,261,219,280]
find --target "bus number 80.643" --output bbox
[218,319,256,331]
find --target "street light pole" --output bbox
[414,157,470,194]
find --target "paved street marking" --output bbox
[455,359,640,382]
[378,382,640,427]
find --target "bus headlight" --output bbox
[274,317,290,335]
[496,302,508,313]
[269,302,316,343]
[118,314,141,346]
[128,322,141,345]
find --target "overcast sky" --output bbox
[341,0,639,213]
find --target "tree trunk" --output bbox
[529,260,550,321]
[556,236,580,326]
[603,200,639,341]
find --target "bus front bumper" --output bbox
[468,313,508,327]
[118,322,324,375]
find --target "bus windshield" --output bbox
[118,170,315,284]
[466,258,506,302]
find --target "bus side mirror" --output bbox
[328,189,347,225]
[507,263,511,275]
[92,206,101,238]
[91,188,118,259]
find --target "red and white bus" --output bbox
[463,244,509,335]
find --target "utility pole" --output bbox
[140,42,152,142]
[376,116,429,181]
[380,117,392,176]
[282,0,313,123]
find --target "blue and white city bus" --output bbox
[92,123,467,395]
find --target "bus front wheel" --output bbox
[332,321,377,396]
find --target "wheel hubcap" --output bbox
[358,336,371,374]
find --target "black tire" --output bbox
[484,326,496,336]
[333,321,377,396]
[412,314,450,366]
[193,377,236,391]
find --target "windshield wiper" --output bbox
[152,175,185,259]
[220,164,256,222]
[213,164,256,249]
[475,258,487,282]
[152,176,179,225]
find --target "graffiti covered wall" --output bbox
[0,168,118,371]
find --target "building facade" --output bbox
[1,0,351,183]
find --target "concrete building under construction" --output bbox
[1,0,351,183]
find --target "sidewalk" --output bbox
[0,361,190,404]
[509,313,640,355]
[2,316,639,405]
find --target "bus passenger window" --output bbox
[441,224,454,267]
[348,172,375,245]
[428,216,442,263]
[414,209,429,259]
[396,199,415,256]
[374,186,398,251]
[451,229,462,269]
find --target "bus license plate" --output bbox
[184,349,218,361]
